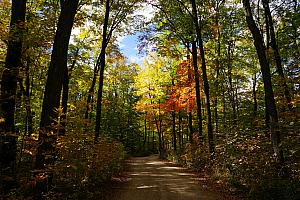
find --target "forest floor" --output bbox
[100,155,243,200]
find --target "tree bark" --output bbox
[191,41,203,138]
[59,48,79,136]
[214,14,221,133]
[227,41,237,125]
[36,0,79,169]
[252,72,258,123]
[178,112,182,149]
[25,62,33,135]
[94,0,110,142]
[187,53,193,142]
[190,0,215,156]
[144,114,147,151]
[85,56,100,120]
[262,0,292,111]
[172,111,176,151]
[155,99,163,156]
[243,0,284,165]
[0,0,26,178]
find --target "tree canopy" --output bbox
[0,0,299,199]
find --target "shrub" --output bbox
[53,134,125,198]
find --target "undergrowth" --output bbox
[167,129,299,200]
[3,132,125,200]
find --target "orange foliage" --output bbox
[162,60,202,113]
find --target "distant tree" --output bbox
[94,0,141,142]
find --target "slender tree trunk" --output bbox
[191,0,215,156]
[25,62,33,135]
[154,117,162,153]
[262,0,293,110]
[37,0,79,169]
[172,111,176,151]
[18,60,33,136]
[85,57,100,119]
[0,0,26,179]
[144,114,147,151]
[152,130,155,151]
[214,17,221,133]
[222,73,227,130]
[159,100,164,149]
[171,79,177,151]
[243,0,284,165]
[227,41,237,125]
[185,114,189,143]
[178,113,182,149]
[143,114,147,151]
[187,53,193,142]
[191,41,203,138]
[59,49,78,136]
[18,77,32,135]
[59,70,69,136]
[95,0,110,142]
[252,72,258,124]
[155,100,163,155]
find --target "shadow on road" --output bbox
[103,155,223,200]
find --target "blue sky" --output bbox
[117,3,155,65]
[118,33,145,65]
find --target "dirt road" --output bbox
[103,155,224,200]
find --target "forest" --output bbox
[0,0,299,199]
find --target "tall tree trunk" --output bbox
[222,71,227,130]
[0,0,26,179]
[171,79,177,151]
[172,111,176,151]
[152,130,155,151]
[159,99,164,149]
[95,0,110,142]
[59,70,70,136]
[191,0,215,156]
[155,100,163,156]
[59,49,78,135]
[191,41,203,138]
[187,53,193,142]
[243,0,284,165]
[144,114,147,151]
[214,15,221,133]
[227,41,237,125]
[85,56,100,119]
[178,112,182,149]
[25,62,33,135]
[36,0,79,169]
[18,60,33,136]
[252,72,258,124]
[262,0,293,111]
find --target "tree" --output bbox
[262,0,293,111]
[0,0,26,178]
[134,54,172,156]
[94,0,111,142]
[243,0,284,166]
[148,0,202,142]
[94,0,141,142]
[36,0,79,169]
[190,0,215,156]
